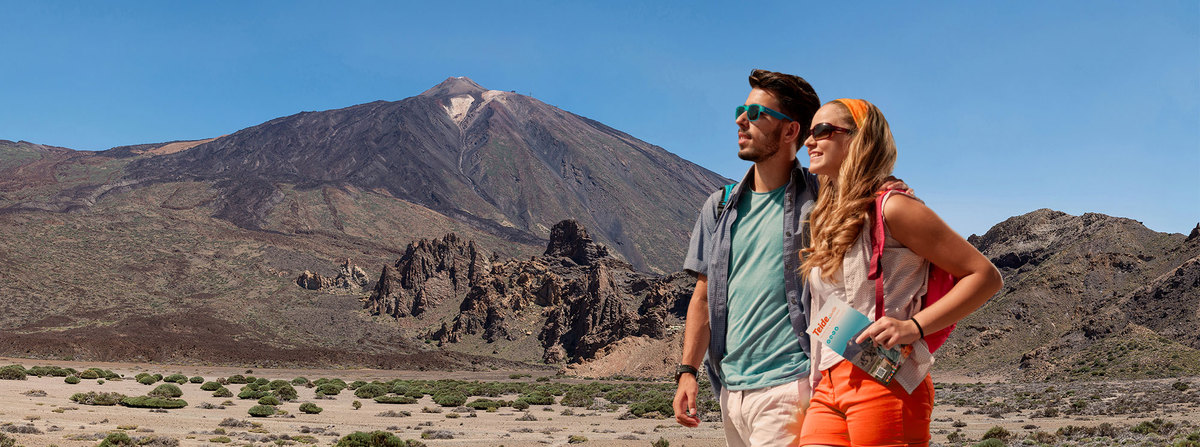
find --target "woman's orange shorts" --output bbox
[797,360,933,447]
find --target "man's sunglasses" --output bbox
[809,122,855,141]
[736,104,794,122]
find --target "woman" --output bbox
[796,99,1002,447]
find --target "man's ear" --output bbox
[784,121,803,146]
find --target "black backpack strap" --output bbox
[713,183,737,220]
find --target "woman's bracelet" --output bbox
[910,317,925,339]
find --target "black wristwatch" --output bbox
[674,364,699,383]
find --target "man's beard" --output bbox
[737,126,784,162]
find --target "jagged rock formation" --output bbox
[544,220,611,266]
[366,219,692,363]
[295,259,371,293]
[366,234,490,318]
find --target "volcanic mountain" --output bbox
[125,77,727,272]
[0,77,727,368]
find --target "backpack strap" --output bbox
[869,189,906,320]
[713,183,737,220]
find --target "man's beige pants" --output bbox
[720,379,812,447]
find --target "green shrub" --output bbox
[258,395,281,406]
[153,374,163,381]
[164,374,188,384]
[70,391,126,405]
[150,383,183,398]
[982,426,1012,440]
[27,365,74,377]
[252,377,269,387]
[248,405,276,417]
[273,383,298,401]
[201,381,222,391]
[628,392,672,417]
[432,390,467,407]
[99,431,135,447]
[189,376,204,383]
[560,389,594,407]
[516,391,555,406]
[120,396,188,409]
[316,383,344,396]
[212,387,233,398]
[137,375,158,385]
[65,375,81,384]
[238,386,267,400]
[355,384,389,399]
[465,398,506,410]
[292,376,310,385]
[511,400,530,410]
[0,365,27,380]
[652,438,669,447]
[299,402,323,414]
[336,431,410,447]
[1173,381,1190,392]
[568,435,587,444]
[79,369,100,379]
[352,400,362,410]
[375,395,418,404]
[227,374,248,384]
[349,380,368,390]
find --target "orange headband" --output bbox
[834,98,870,128]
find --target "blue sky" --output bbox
[1,1,1196,237]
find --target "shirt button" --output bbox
[785,231,793,237]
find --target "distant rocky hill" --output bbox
[940,210,1200,381]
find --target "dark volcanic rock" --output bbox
[296,259,371,292]
[376,219,692,363]
[1123,255,1200,350]
[365,234,490,318]
[543,219,610,266]
[944,210,1200,380]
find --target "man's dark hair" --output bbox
[748,69,821,139]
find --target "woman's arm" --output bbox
[855,194,1003,349]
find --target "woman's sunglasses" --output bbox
[736,104,794,122]
[809,122,855,141]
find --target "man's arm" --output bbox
[673,274,709,428]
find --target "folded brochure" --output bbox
[808,298,913,385]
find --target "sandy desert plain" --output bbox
[1,358,1198,447]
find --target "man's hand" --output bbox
[673,373,700,427]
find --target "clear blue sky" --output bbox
[2,1,1197,237]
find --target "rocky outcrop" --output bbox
[942,210,1200,380]
[375,219,693,364]
[295,259,371,292]
[544,219,610,266]
[365,234,490,318]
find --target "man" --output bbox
[673,69,822,447]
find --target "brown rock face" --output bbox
[544,219,610,266]
[365,234,490,318]
[295,259,371,293]
[370,219,692,363]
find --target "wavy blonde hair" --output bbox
[800,100,898,282]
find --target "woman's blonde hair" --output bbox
[800,99,897,282]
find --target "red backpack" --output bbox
[867,190,958,352]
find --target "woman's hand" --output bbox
[855,316,921,350]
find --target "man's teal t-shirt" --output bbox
[719,185,809,390]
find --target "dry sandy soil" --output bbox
[1,358,1198,447]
